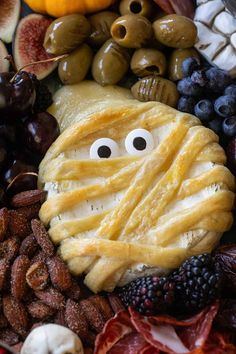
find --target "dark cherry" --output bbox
[0,139,8,172]
[3,159,37,187]
[226,137,236,175]
[23,112,60,156]
[0,71,36,118]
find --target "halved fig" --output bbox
[0,0,20,43]
[154,0,195,19]
[13,14,57,80]
[0,40,9,72]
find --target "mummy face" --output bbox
[39,101,235,293]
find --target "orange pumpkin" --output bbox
[24,0,115,18]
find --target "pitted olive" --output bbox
[168,48,200,81]
[153,14,197,49]
[88,11,119,48]
[119,0,153,18]
[131,48,167,77]
[58,44,93,84]
[92,39,131,86]
[44,14,91,55]
[131,76,179,107]
[111,14,153,48]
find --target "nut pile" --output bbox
[0,189,120,353]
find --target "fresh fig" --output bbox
[13,14,57,80]
[0,0,20,43]
[0,40,9,72]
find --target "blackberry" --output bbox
[119,276,175,315]
[171,254,222,313]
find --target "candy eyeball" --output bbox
[125,128,155,156]
[90,138,120,159]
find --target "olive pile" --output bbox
[43,0,198,108]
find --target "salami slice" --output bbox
[153,0,174,14]
[94,310,134,354]
[109,332,154,354]
[129,303,219,354]
[169,0,195,18]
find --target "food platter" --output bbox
[0,0,236,353]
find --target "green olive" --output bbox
[88,11,119,48]
[119,0,153,18]
[131,48,167,77]
[44,14,91,55]
[58,44,93,84]
[111,14,153,49]
[153,14,197,49]
[168,48,200,81]
[131,76,179,107]
[92,39,131,86]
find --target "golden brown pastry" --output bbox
[39,100,235,293]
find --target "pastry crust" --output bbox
[39,101,235,293]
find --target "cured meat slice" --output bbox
[178,303,219,351]
[109,333,156,354]
[201,330,236,354]
[94,311,134,354]
[129,303,219,354]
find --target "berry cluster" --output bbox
[177,58,236,138]
[119,254,222,316]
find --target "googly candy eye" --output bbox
[125,128,155,156]
[90,138,120,159]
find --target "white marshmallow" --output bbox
[21,324,84,354]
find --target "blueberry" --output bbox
[182,57,200,78]
[177,78,202,97]
[205,67,231,93]
[207,118,222,135]
[177,96,196,114]
[222,116,236,137]
[214,95,236,117]
[224,84,236,98]
[191,70,207,87]
[194,99,214,121]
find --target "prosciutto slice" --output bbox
[94,311,134,354]
[95,302,236,354]
[129,303,219,354]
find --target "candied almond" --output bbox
[31,219,54,256]
[2,295,28,337]
[0,259,10,291]
[0,207,9,241]
[30,251,48,265]
[80,299,105,333]
[19,234,38,258]
[8,210,31,239]
[47,255,72,291]
[27,301,55,319]
[11,255,30,300]
[26,261,49,291]
[0,237,19,262]
[54,308,67,327]
[11,190,47,208]
[0,328,20,346]
[64,280,81,301]
[0,313,8,328]
[89,295,114,321]
[17,203,41,221]
[35,287,65,310]
[108,294,125,313]
[65,299,89,339]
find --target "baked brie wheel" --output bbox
[38,101,235,293]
